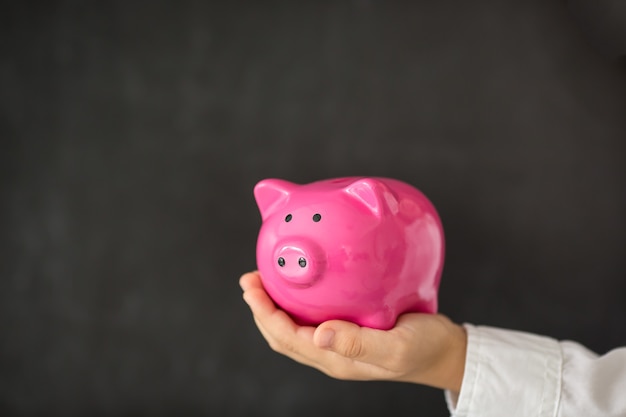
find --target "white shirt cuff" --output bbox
[445,324,562,417]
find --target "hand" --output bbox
[240,271,467,392]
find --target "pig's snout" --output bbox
[274,240,325,286]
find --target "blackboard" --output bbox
[1,2,624,416]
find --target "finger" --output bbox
[239,271,262,291]
[252,313,381,380]
[241,281,346,370]
[243,287,334,372]
[242,282,315,355]
[314,320,405,370]
[251,314,324,369]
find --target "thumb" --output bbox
[313,320,392,362]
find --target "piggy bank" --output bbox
[254,177,444,330]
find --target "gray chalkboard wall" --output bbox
[1,2,624,416]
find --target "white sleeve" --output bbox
[445,324,626,417]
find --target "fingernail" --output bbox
[317,329,335,348]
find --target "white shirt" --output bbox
[445,324,626,417]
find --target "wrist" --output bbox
[439,323,467,392]
[405,319,467,392]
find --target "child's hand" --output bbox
[240,271,467,392]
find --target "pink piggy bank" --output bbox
[254,177,444,330]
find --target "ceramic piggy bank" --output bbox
[254,177,444,330]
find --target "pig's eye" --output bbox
[312,213,321,222]
[285,214,292,222]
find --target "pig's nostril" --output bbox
[298,257,307,268]
[278,257,285,267]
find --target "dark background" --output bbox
[1,1,624,416]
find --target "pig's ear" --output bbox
[254,179,297,220]
[344,178,390,217]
